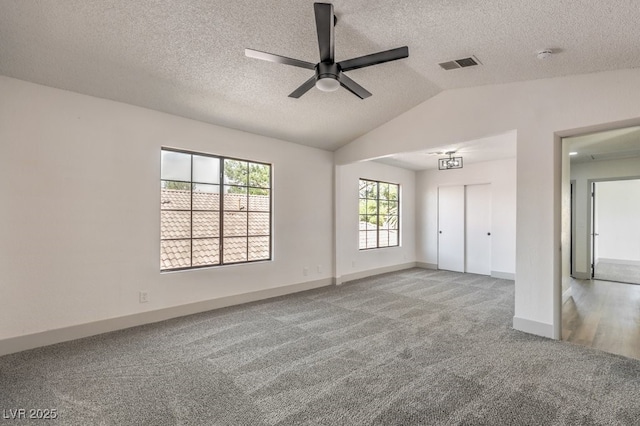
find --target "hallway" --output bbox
[563,277,640,359]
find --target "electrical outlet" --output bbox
[303,267,309,276]
[352,260,356,268]
[139,291,149,303]
[317,264,322,273]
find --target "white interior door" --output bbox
[466,184,492,275]
[438,185,465,272]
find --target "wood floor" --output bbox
[562,277,640,360]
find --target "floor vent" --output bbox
[439,56,481,70]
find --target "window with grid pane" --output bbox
[161,148,271,271]
[358,179,399,250]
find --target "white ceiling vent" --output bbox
[439,56,481,70]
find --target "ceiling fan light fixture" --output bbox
[315,76,340,92]
[245,3,408,99]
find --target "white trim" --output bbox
[512,316,554,339]
[491,271,515,280]
[562,286,572,303]
[338,262,416,285]
[573,272,591,280]
[416,262,438,270]
[0,278,333,357]
[597,258,640,266]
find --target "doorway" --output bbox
[561,126,640,359]
[591,178,640,285]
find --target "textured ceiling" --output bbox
[2,1,640,151]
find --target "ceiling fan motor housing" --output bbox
[315,62,340,91]
[316,62,340,81]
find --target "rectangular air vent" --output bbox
[438,61,460,70]
[455,57,478,67]
[439,56,481,70]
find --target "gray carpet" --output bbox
[1,268,639,425]
[595,261,640,285]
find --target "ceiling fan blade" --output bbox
[338,73,372,99]
[289,75,317,98]
[338,46,409,72]
[245,48,315,70]
[314,3,335,63]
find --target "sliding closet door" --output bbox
[438,185,465,272]
[466,184,492,275]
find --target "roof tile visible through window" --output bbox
[160,189,270,268]
[161,189,190,210]
[193,212,220,238]
[193,239,219,266]
[248,236,270,261]
[161,239,191,270]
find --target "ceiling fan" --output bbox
[245,2,409,99]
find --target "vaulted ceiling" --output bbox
[2,1,640,151]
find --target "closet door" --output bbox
[466,184,492,275]
[438,185,465,272]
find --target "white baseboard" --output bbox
[337,262,417,285]
[0,278,333,357]
[598,258,640,266]
[512,316,554,339]
[572,272,591,280]
[491,271,515,280]
[416,262,438,270]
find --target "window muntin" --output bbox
[358,179,399,250]
[161,148,271,271]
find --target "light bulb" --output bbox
[315,77,340,92]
